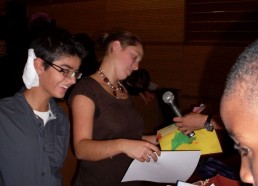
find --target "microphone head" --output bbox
[162,91,175,104]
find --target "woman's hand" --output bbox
[120,139,161,162]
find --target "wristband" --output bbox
[204,114,214,131]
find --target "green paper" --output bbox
[171,131,196,150]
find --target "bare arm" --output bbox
[71,95,160,162]
[142,135,159,145]
[173,113,225,133]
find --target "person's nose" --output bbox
[66,76,77,85]
[240,157,255,184]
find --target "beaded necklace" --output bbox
[98,68,125,99]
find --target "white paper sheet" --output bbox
[122,151,201,183]
[177,181,196,186]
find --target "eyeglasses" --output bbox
[43,59,82,80]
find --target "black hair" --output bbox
[30,28,87,69]
[223,39,258,108]
[123,68,151,95]
[74,33,99,76]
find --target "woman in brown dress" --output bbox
[69,30,161,186]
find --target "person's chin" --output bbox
[56,90,67,99]
[54,94,65,99]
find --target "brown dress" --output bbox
[69,77,144,186]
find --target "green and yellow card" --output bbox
[157,124,222,155]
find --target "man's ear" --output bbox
[34,58,45,75]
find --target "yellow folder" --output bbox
[157,124,222,155]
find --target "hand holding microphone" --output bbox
[162,91,195,138]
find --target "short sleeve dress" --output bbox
[69,77,144,186]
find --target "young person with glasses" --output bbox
[0,28,86,186]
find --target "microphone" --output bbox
[162,91,195,138]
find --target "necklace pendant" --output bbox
[104,77,109,83]
[113,90,117,97]
[98,68,126,99]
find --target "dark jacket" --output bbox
[0,88,70,186]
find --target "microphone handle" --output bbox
[170,103,182,117]
[170,102,195,138]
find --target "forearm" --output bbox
[74,138,161,162]
[142,135,159,145]
[74,139,122,161]
[174,113,225,131]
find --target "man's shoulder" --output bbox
[0,96,15,109]
[0,93,27,115]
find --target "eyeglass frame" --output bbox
[41,58,82,80]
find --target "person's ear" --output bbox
[112,41,122,53]
[34,58,45,75]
